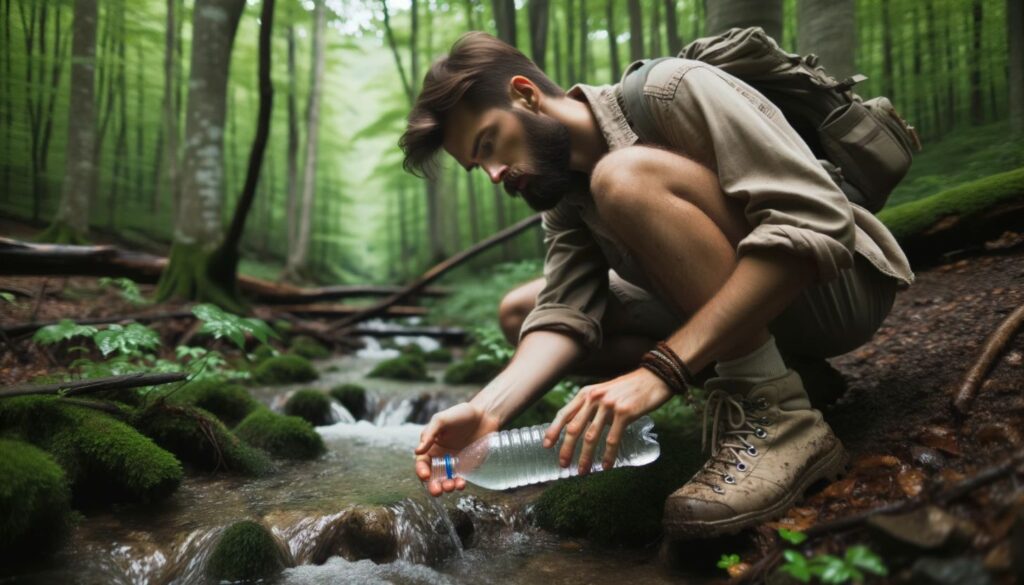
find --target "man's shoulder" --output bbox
[634,57,717,97]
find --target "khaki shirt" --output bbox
[519,58,915,351]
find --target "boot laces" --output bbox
[693,389,764,491]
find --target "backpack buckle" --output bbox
[834,74,868,93]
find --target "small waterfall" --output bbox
[330,403,356,424]
[373,398,415,426]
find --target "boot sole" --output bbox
[663,439,848,540]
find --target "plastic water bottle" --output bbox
[429,416,660,490]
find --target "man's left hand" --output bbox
[543,368,673,474]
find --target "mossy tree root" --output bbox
[155,242,246,313]
[34,221,89,245]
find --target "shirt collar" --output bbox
[567,82,640,151]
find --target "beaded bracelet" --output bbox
[639,341,697,396]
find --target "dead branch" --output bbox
[262,303,428,317]
[953,302,1024,416]
[2,310,195,338]
[328,214,542,332]
[0,372,188,398]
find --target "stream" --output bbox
[5,332,679,585]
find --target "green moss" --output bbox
[132,403,269,476]
[169,378,260,427]
[0,439,73,565]
[234,409,325,460]
[289,335,330,360]
[252,354,319,385]
[443,359,502,385]
[35,220,89,245]
[878,166,1024,241]
[284,389,333,426]
[399,343,425,356]
[533,424,703,545]
[424,348,453,363]
[206,520,287,581]
[0,396,182,506]
[368,354,432,381]
[251,344,277,364]
[330,383,367,420]
[155,242,246,313]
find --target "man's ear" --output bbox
[509,75,540,113]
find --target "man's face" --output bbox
[442,101,586,212]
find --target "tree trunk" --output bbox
[492,0,517,45]
[43,0,97,244]
[567,0,576,81]
[466,172,480,244]
[796,0,855,80]
[493,184,511,260]
[969,0,984,125]
[706,0,783,44]
[606,0,620,82]
[579,0,588,82]
[284,22,300,253]
[1010,0,1024,134]
[628,0,643,61]
[648,0,661,56]
[664,0,682,54]
[283,0,326,282]
[528,0,549,71]
[881,0,894,99]
[156,0,246,306]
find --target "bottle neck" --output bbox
[430,453,460,483]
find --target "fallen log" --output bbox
[0,372,188,398]
[350,325,467,343]
[263,303,428,317]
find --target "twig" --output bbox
[58,397,127,417]
[0,372,188,398]
[29,277,48,322]
[3,310,195,338]
[953,302,1024,416]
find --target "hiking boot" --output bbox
[662,370,847,539]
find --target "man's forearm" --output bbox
[469,330,586,426]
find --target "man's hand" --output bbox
[544,368,672,474]
[414,402,502,496]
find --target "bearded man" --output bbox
[401,32,913,539]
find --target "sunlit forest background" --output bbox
[1,0,1022,290]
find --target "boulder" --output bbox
[0,439,73,565]
[368,355,432,382]
[329,383,367,420]
[205,520,291,582]
[289,335,330,360]
[169,378,260,427]
[252,355,319,385]
[234,409,325,460]
[284,389,333,426]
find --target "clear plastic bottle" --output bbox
[429,416,660,490]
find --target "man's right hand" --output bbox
[414,402,501,496]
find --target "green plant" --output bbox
[775,529,887,584]
[98,277,149,306]
[717,554,741,571]
[1,291,18,305]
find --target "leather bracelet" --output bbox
[655,341,697,387]
[639,342,696,396]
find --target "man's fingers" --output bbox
[577,405,608,475]
[559,398,596,467]
[415,419,441,455]
[426,480,443,497]
[415,455,431,481]
[544,389,587,447]
[602,416,629,470]
[455,478,467,491]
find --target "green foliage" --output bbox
[94,323,161,357]
[505,379,579,429]
[0,439,73,565]
[168,378,260,427]
[717,554,741,570]
[234,409,326,460]
[1,291,18,304]
[192,303,277,350]
[443,326,516,384]
[368,354,432,381]
[284,389,333,426]
[424,348,453,363]
[288,335,330,359]
[205,520,286,581]
[779,527,809,545]
[428,260,543,328]
[32,319,99,345]
[0,396,182,505]
[98,277,149,306]
[775,529,887,584]
[251,355,319,385]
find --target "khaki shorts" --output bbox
[607,253,898,359]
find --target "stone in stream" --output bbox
[0,439,73,566]
[251,354,319,385]
[312,506,398,564]
[234,408,326,460]
[330,383,367,420]
[205,520,293,582]
[368,354,432,381]
[284,389,334,426]
[168,377,260,427]
[289,335,331,360]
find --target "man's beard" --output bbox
[508,109,589,212]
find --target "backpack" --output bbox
[620,26,922,213]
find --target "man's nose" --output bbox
[484,163,508,184]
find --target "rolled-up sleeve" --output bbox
[654,62,855,282]
[518,199,609,350]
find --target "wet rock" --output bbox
[284,389,333,426]
[330,383,367,420]
[234,408,326,460]
[0,439,72,566]
[910,556,993,585]
[867,506,973,554]
[336,506,398,563]
[369,354,432,381]
[206,520,291,582]
[168,378,260,427]
[252,355,319,385]
[289,335,330,360]
[446,506,474,548]
[910,446,946,471]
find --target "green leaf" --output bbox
[779,550,811,583]
[33,319,100,345]
[717,553,741,570]
[192,304,277,350]
[844,545,887,576]
[0,291,16,303]
[93,323,161,357]
[99,277,148,305]
[779,527,808,545]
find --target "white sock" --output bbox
[714,336,788,381]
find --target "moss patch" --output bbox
[284,389,333,426]
[330,383,367,420]
[206,520,288,581]
[368,354,432,381]
[252,354,319,385]
[289,335,330,360]
[424,348,453,363]
[169,378,260,427]
[234,409,325,460]
[443,359,502,385]
[0,439,73,565]
[0,396,182,506]
[132,402,269,476]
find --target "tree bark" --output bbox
[579,0,588,82]
[528,0,549,71]
[969,0,984,125]
[796,0,855,80]
[664,0,682,54]
[606,0,620,82]
[706,0,783,44]
[881,0,895,99]
[1010,0,1024,134]
[648,0,661,56]
[628,0,643,61]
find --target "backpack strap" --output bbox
[620,57,673,145]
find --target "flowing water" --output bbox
[3,331,683,585]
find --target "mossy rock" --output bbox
[0,439,73,565]
[533,426,703,545]
[234,409,325,460]
[368,354,432,381]
[424,348,453,363]
[330,384,367,420]
[169,378,260,427]
[443,359,502,385]
[206,520,289,582]
[399,343,425,356]
[251,344,278,364]
[132,403,270,476]
[289,335,330,360]
[284,389,333,426]
[0,396,182,506]
[252,354,319,385]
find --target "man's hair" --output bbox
[399,31,565,179]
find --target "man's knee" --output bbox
[497,278,543,345]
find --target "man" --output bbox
[401,31,913,538]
